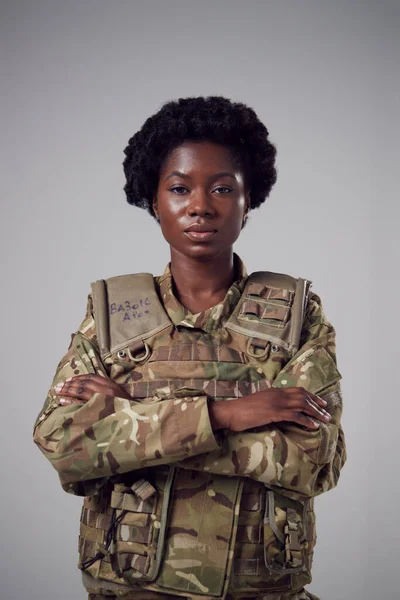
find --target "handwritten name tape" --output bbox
[110,298,151,321]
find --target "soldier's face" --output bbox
[152,140,250,260]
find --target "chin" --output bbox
[186,243,234,261]
[186,246,218,259]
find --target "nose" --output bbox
[186,189,216,218]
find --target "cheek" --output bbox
[223,208,246,238]
[165,196,182,215]
[228,222,244,244]
[159,196,186,223]
[159,209,183,245]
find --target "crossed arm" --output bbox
[33,294,346,501]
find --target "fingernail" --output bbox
[312,420,320,427]
[60,397,68,404]
[54,383,63,391]
[66,377,72,382]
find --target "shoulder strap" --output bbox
[91,270,311,360]
[225,271,312,356]
[90,273,172,360]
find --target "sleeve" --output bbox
[175,292,347,502]
[33,293,221,497]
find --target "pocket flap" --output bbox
[274,344,341,395]
[263,490,306,574]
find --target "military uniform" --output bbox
[33,254,346,600]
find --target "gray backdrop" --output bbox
[1,1,399,599]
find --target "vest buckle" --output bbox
[246,337,269,360]
[127,340,151,363]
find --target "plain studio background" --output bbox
[1,1,399,599]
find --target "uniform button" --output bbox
[117,350,127,359]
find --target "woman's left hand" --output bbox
[53,373,132,405]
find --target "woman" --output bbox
[33,96,346,600]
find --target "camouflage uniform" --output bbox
[33,255,346,600]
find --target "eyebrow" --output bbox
[165,171,237,181]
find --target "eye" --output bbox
[214,186,232,194]
[170,186,188,194]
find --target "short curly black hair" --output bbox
[122,96,277,219]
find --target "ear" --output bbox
[152,195,159,219]
[244,189,251,215]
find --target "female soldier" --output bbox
[33,96,346,600]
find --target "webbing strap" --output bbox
[284,508,303,568]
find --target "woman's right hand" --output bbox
[209,387,331,432]
[53,373,133,405]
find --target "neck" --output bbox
[170,248,236,311]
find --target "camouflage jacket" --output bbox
[33,255,346,599]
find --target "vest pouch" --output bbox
[263,490,307,574]
[108,466,175,583]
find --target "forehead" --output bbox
[160,141,238,175]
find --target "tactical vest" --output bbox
[78,270,317,599]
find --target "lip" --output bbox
[184,230,216,241]
[184,224,217,233]
[184,223,217,242]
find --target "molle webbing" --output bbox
[128,377,271,400]
[91,273,172,360]
[225,272,312,356]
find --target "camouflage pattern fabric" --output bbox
[88,590,319,599]
[33,254,345,599]
[88,593,184,599]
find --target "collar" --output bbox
[155,253,248,333]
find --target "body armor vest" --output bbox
[78,270,317,599]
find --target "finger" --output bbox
[285,393,330,422]
[274,409,318,429]
[62,382,120,398]
[288,387,328,408]
[54,377,108,396]
[59,397,87,406]
[53,381,95,401]
[56,386,128,404]
[57,389,93,401]
[302,396,331,423]
[55,378,132,401]
[291,411,321,430]
[55,384,123,403]
[305,390,328,408]
[307,391,330,410]
[53,383,85,397]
